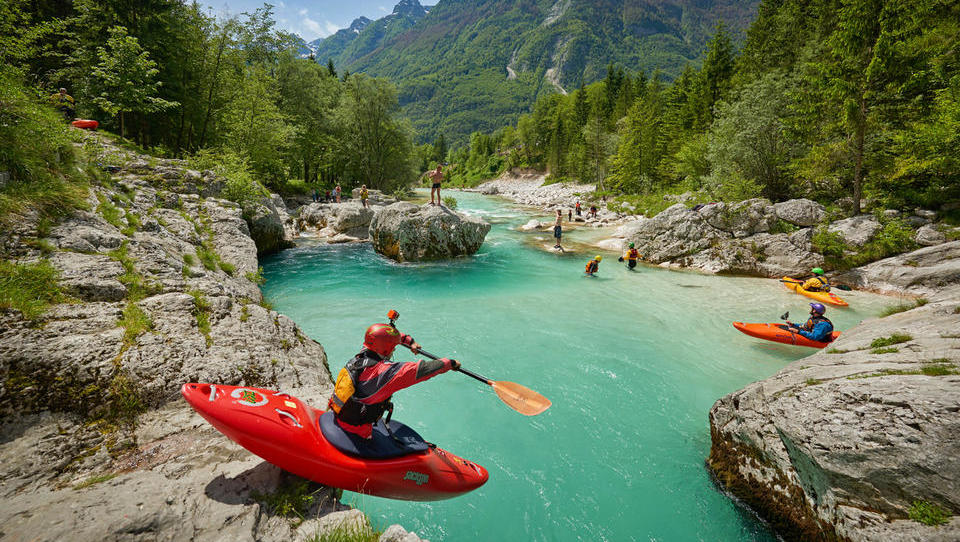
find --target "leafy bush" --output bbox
[188,149,268,211]
[812,227,849,268]
[908,500,950,526]
[0,259,61,319]
[442,196,458,209]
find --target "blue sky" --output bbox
[199,1,402,42]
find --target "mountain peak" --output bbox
[393,0,426,18]
[349,16,372,32]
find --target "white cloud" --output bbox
[324,20,340,35]
[276,1,285,7]
[302,17,323,35]
[379,6,388,12]
[298,8,308,15]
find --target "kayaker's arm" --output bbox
[360,358,458,404]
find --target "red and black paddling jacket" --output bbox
[330,346,454,438]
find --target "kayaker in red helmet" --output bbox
[329,321,460,438]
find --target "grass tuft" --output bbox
[870,333,913,348]
[0,259,62,320]
[188,289,213,347]
[881,298,929,317]
[871,347,899,354]
[118,302,152,348]
[73,473,118,490]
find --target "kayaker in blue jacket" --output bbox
[787,303,834,342]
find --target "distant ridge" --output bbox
[309,0,759,143]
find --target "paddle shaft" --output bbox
[413,347,492,385]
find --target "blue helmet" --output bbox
[809,303,826,314]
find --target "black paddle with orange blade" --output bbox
[387,310,552,416]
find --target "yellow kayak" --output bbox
[782,277,849,306]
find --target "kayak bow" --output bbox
[181,383,488,501]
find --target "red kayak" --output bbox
[181,383,487,501]
[71,119,99,130]
[732,322,840,348]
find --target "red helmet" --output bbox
[363,323,402,357]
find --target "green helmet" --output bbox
[628,242,635,248]
[812,267,824,275]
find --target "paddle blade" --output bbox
[780,311,789,320]
[491,381,552,416]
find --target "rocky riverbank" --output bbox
[708,283,960,541]
[0,136,424,541]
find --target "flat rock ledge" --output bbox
[369,202,491,262]
[708,290,960,541]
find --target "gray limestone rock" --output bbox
[915,224,947,247]
[369,202,491,262]
[828,215,883,247]
[699,198,777,238]
[624,203,730,263]
[833,241,960,296]
[774,199,826,227]
[48,251,127,301]
[246,196,292,256]
[708,292,960,541]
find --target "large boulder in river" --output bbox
[369,202,491,262]
[774,198,826,227]
[245,194,293,255]
[328,203,375,236]
[624,203,730,263]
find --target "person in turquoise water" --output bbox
[328,322,460,439]
[585,255,601,275]
[786,303,834,342]
[618,243,642,270]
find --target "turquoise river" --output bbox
[261,190,893,541]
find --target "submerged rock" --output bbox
[368,202,491,262]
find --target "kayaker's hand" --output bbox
[410,342,421,355]
[618,257,624,262]
[442,358,461,370]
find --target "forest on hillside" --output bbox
[1,0,422,204]
[447,0,960,220]
[2,0,958,229]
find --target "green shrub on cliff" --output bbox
[908,500,950,526]
[0,67,89,231]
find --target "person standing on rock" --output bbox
[786,303,834,343]
[328,322,460,439]
[360,185,369,208]
[575,201,581,216]
[553,209,564,250]
[429,164,444,205]
[335,184,342,203]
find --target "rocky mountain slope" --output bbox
[311,0,759,143]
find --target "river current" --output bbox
[261,191,893,541]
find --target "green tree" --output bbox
[90,26,176,138]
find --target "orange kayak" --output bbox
[733,322,840,348]
[782,277,848,306]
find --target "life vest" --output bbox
[586,260,598,273]
[803,315,833,332]
[329,351,392,427]
[804,275,830,292]
[626,248,639,261]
